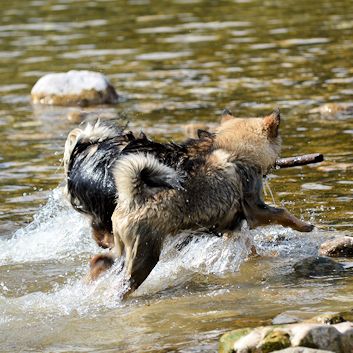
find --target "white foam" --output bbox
[3,260,128,318]
[0,188,97,266]
[31,70,112,96]
[136,230,254,295]
[0,187,323,321]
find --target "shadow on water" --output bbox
[0,0,352,352]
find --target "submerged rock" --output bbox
[272,312,304,325]
[293,256,345,277]
[309,103,353,118]
[31,70,119,106]
[219,319,353,353]
[319,236,353,258]
[317,162,353,173]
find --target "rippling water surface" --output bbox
[0,0,352,352]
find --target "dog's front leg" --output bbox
[87,253,115,281]
[86,229,124,282]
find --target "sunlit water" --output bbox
[0,0,352,352]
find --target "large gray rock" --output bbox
[319,236,353,258]
[293,256,345,277]
[290,324,341,352]
[31,70,119,106]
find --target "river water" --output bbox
[0,0,352,352]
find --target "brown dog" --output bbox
[98,109,313,296]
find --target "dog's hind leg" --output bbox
[244,201,314,232]
[242,176,314,232]
[112,217,163,296]
[126,236,161,295]
[123,232,162,296]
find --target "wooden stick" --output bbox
[275,153,324,169]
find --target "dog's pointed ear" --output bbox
[64,128,82,172]
[139,131,148,140]
[220,108,235,123]
[197,129,214,139]
[66,128,82,148]
[263,108,281,138]
[126,131,136,141]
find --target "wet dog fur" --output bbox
[80,109,313,296]
[64,121,215,250]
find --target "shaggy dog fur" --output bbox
[64,110,314,294]
[64,121,215,250]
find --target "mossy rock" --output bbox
[219,328,252,353]
[260,330,291,353]
[309,310,353,324]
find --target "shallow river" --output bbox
[0,0,352,352]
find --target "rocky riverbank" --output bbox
[220,311,353,353]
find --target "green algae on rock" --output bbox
[219,315,353,353]
[219,328,252,353]
[260,330,291,353]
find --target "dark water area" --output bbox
[0,0,352,352]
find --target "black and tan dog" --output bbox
[64,109,313,295]
[64,120,215,249]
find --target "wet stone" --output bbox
[272,312,303,325]
[273,348,335,353]
[67,111,89,123]
[317,162,353,172]
[309,103,353,118]
[31,70,119,106]
[319,236,353,258]
[219,328,252,353]
[309,311,353,325]
[290,324,342,352]
[259,330,291,353]
[293,256,345,277]
[219,312,353,353]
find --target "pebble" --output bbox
[319,236,353,258]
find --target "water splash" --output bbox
[138,232,251,295]
[0,187,97,266]
[0,187,325,324]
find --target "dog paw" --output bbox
[88,254,115,281]
[300,223,315,232]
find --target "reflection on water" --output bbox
[0,0,352,352]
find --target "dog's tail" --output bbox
[114,153,184,207]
